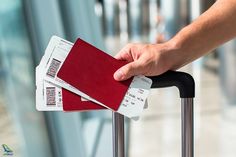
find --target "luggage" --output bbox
[112,71,195,157]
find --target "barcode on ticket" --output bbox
[46,58,61,78]
[46,87,56,105]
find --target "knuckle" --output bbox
[143,44,151,49]
[143,44,152,50]
[122,65,131,76]
[138,59,147,67]
[126,64,133,73]
[125,63,137,75]
[126,43,133,48]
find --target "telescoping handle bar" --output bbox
[112,71,195,157]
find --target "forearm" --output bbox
[167,0,236,69]
[114,0,236,80]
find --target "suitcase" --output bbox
[112,71,195,157]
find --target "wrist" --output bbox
[160,35,189,71]
[167,27,189,53]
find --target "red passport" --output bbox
[57,38,133,111]
[62,89,105,111]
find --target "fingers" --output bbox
[114,43,148,81]
[113,61,143,81]
[114,44,131,59]
[114,44,133,62]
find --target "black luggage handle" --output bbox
[113,71,195,157]
[149,71,195,98]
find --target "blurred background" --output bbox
[0,0,236,157]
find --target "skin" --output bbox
[113,0,236,81]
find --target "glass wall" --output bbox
[0,0,51,156]
[0,0,113,157]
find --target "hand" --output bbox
[113,42,178,81]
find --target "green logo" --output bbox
[2,144,13,156]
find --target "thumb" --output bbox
[113,61,142,81]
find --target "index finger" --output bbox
[114,44,133,62]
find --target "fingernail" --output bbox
[114,69,123,81]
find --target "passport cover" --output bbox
[62,89,105,111]
[57,38,133,111]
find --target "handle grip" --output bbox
[148,71,195,98]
